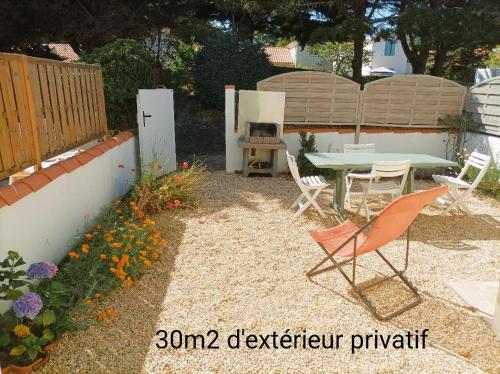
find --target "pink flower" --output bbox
[166,201,174,209]
[182,162,189,170]
[118,164,125,169]
[174,199,181,206]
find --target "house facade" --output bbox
[264,38,412,76]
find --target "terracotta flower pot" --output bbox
[3,343,54,374]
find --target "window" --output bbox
[384,39,396,56]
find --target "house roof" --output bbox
[48,44,79,62]
[263,46,294,67]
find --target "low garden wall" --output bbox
[0,132,138,311]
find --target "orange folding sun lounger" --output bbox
[307,185,448,320]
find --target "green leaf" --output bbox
[42,328,55,341]
[41,310,56,326]
[0,330,11,346]
[9,344,27,356]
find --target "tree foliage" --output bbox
[309,42,373,75]
[80,39,155,130]
[193,32,273,109]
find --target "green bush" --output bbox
[193,32,273,109]
[80,39,155,130]
[297,131,319,176]
[467,166,500,199]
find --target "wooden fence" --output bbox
[257,71,360,126]
[361,75,466,128]
[0,53,107,179]
[466,76,500,136]
[257,72,467,135]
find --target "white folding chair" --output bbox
[344,143,376,207]
[286,151,330,218]
[359,160,411,221]
[432,151,491,216]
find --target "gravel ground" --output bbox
[40,172,500,374]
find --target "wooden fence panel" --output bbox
[257,71,360,126]
[466,76,500,136]
[361,75,466,128]
[0,53,108,179]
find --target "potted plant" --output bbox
[0,251,61,373]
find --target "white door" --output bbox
[137,89,176,174]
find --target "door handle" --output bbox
[142,111,152,127]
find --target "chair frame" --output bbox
[307,217,420,321]
[359,160,411,221]
[344,144,376,208]
[433,151,491,216]
[287,152,329,218]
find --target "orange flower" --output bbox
[109,267,117,273]
[84,233,93,239]
[107,308,117,320]
[136,240,145,246]
[100,254,107,260]
[82,243,89,253]
[69,251,80,259]
[139,250,147,256]
[143,260,152,267]
[118,254,129,267]
[98,311,107,320]
[112,255,119,263]
[126,244,132,251]
[125,276,133,287]
[110,242,122,248]
[84,299,92,305]
[95,292,101,299]
[152,251,160,260]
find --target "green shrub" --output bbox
[80,39,155,130]
[467,166,500,199]
[297,131,319,176]
[131,160,208,214]
[193,32,273,109]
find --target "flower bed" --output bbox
[0,160,206,371]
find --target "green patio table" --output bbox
[305,152,457,220]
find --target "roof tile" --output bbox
[40,164,66,181]
[73,152,96,165]
[0,183,32,205]
[17,173,51,192]
[264,46,294,67]
[58,157,81,173]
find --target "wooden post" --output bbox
[354,90,364,144]
[20,55,42,171]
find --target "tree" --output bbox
[309,42,372,75]
[193,32,272,109]
[80,39,155,130]
[386,0,500,75]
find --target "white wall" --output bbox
[0,137,139,308]
[465,132,500,168]
[369,39,412,75]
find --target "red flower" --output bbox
[174,199,181,206]
[117,164,125,169]
[182,162,189,170]
[166,201,174,209]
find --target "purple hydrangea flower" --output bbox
[13,292,43,320]
[27,261,58,279]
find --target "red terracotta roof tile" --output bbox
[121,132,134,141]
[0,183,32,205]
[105,138,119,148]
[94,142,111,154]
[264,46,294,67]
[112,135,125,144]
[58,157,81,173]
[73,152,95,165]
[40,164,66,181]
[48,43,79,62]
[17,173,51,192]
[86,145,104,157]
[0,197,8,208]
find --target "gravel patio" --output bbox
[40,171,499,373]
